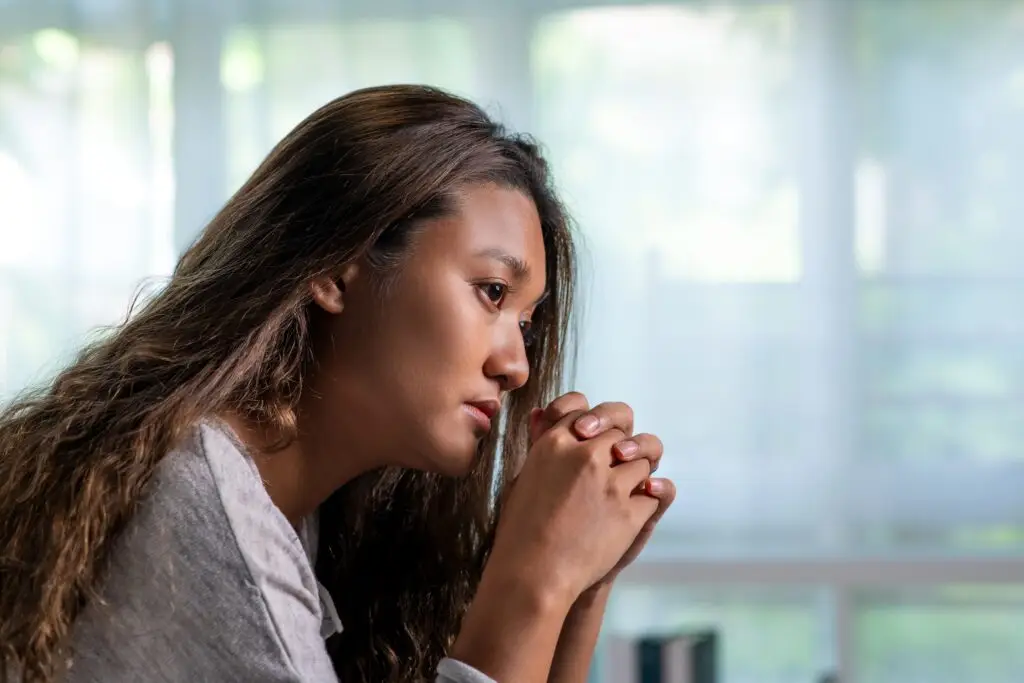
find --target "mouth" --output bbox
[464,399,500,432]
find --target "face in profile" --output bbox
[309,183,548,476]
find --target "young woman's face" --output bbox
[311,183,548,476]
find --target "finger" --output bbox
[641,478,676,527]
[536,409,591,449]
[628,491,660,525]
[542,392,590,425]
[579,424,629,454]
[547,407,588,433]
[544,409,625,458]
[573,401,634,439]
[612,433,663,472]
[611,457,653,494]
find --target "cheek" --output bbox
[378,277,488,397]
[416,286,488,376]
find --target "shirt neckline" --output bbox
[206,418,344,639]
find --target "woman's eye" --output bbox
[520,320,536,348]
[481,283,507,306]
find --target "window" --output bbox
[3,1,1024,680]
[0,25,174,391]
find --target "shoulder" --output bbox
[64,423,336,683]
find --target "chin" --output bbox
[408,413,488,477]
[423,436,483,478]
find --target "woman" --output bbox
[0,85,675,682]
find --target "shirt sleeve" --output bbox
[436,658,498,683]
[63,428,340,683]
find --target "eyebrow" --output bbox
[476,247,549,307]
[476,247,531,281]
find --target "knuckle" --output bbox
[549,428,577,451]
[641,433,664,457]
[536,426,572,455]
[585,431,622,461]
[581,457,606,486]
[610,464,638,491]
[564,390,589,405]
[581,447,605,471]
[550,391,589,415]
[602,474,620,499]
[604,402,635,436]
[599,401,631,420]
[611,401,635,427]
[584,441,605,461]
[612,478,634,500]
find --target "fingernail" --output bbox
[576,415,599,435]
[646,479,664,495]
[614,440,638,459]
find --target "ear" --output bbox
[310,263,359,315]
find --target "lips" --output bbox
[464,399,500,432]
[466,400,500,421]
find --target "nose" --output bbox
[483,324,531,392]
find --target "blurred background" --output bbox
[3,0,1024,681]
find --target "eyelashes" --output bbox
[519,319,536,348]
[480,282,508,306]
[476,282,537,348]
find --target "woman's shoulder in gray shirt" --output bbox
[63,422,493,683]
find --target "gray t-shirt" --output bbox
[64,421,494,683]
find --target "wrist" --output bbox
[479,559,578,619]
[569,580,612,617]
[578,580,614,603]
[547,579,612,683]
[451,560,575,680]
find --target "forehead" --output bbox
[413,184,546,279]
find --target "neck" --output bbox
[221,401,380,528]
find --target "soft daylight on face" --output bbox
[312,183,548,476]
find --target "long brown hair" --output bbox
[0,84,577,683]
